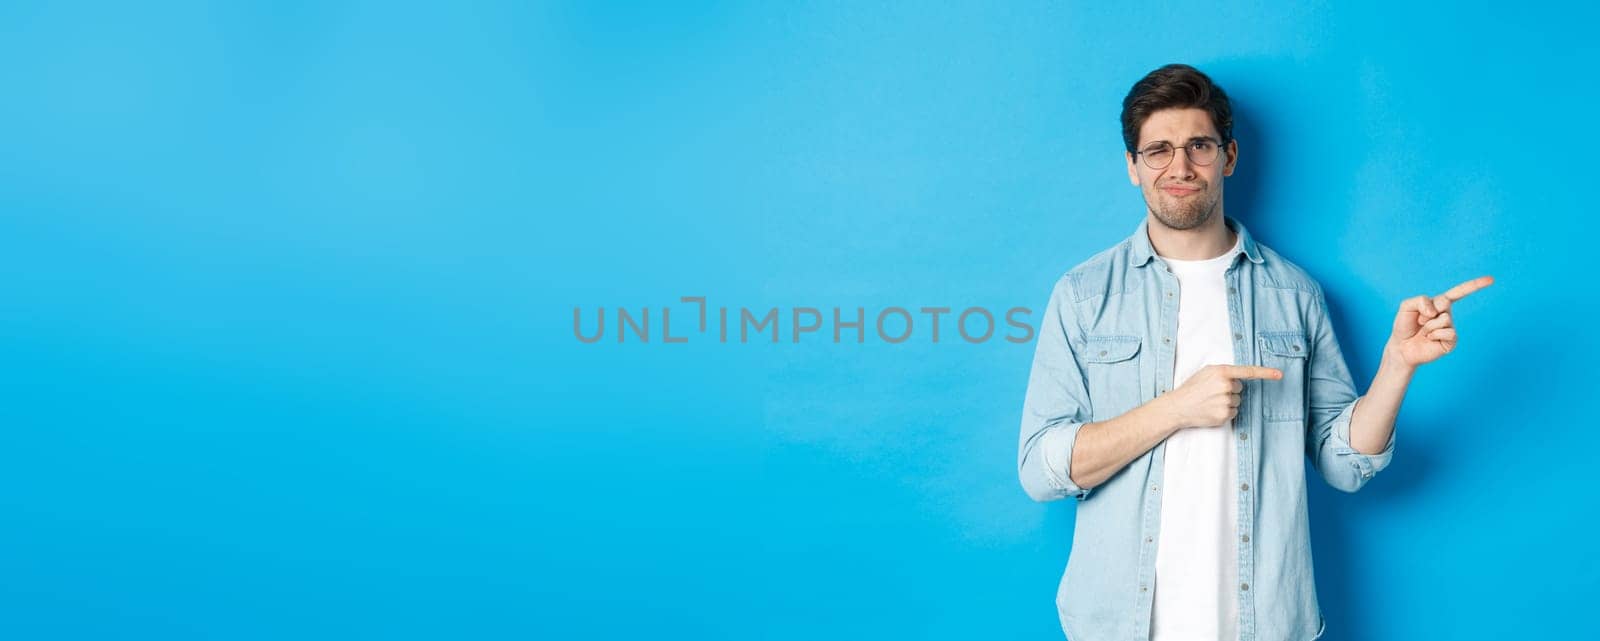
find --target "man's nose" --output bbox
[1168,148,1197,177]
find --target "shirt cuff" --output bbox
[1330,396,1396,482]
[1040,423,1093,501]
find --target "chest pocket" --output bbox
[1257,331,1309,422]
[1081,334,1142,421]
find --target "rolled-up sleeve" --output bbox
[1305,282,1394,493]
[1018,275,1096,502]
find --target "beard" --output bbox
[1145,182,1221,231]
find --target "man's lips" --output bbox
[1161,185,1200,196]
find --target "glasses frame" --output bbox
[1133,137,1232,170]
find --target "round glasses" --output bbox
[1134,138,1227,170]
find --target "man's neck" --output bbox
[1147,212,1236,261]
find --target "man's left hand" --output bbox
[1388,275,1495,367]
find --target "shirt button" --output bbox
[1162,337,1171,344]
[1233,333,1242,340]
[1241,534,1250,543]
[1141,585,1148,592]
[1240,483,1250,491]
[1099,350,1108,356]
[1240,582,1250,591]
[1145,537,1153,543]
[1227,286,1237,294]
[1151,484,1159,493]
[1238,431,1248,441]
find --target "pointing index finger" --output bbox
[1225,365,1283,381]
[1439,275,1495,303]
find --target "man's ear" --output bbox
[1126,151,1141,186]
[1222,139,1238,177]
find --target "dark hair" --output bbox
[1120,64,1233,153]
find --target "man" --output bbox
[1016,63,1492,641]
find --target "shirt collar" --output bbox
[1129,214,1264,267]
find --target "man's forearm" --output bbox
[1069,398,1181,491]
[1350,341,1417,455]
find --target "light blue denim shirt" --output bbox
[1017,216,1394,641]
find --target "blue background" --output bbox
[2,2,1593,639]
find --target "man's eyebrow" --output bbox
[1140,135,1221,147]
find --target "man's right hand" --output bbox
[1157,365,1283,431]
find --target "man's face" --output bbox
[1125,107,1238,231]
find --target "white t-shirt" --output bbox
[1150,233,1243,641]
